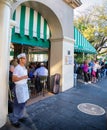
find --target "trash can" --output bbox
[74,73,77,87]
[50,73,60,94]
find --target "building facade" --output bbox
[0,0,81,127]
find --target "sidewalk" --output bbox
[1,78,107,130]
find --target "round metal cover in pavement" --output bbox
[77,103,105,116]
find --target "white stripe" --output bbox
[33,11,37,37]
[15,6,21,33]
[40,16,44,39]
[25,7,30,35]
[47,25,50,39]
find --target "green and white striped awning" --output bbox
[11,6,50,48]
[11,5,96,54]
[74,27,97,54]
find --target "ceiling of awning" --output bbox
[74,27,97,54]
[10,45,48,56]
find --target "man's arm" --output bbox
[12,75,28,82]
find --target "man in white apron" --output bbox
[9,53,29,128]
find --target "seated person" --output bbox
[33,63,48,93]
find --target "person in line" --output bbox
[87,63,92,83]
[9,53,29,128]
[82,60,89,84]
[104,60,107,77]
[92,60,101,83]
[100,59,105,78]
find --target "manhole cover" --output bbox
[77,103,105,116]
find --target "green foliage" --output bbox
[74,53,94,64]
[82,25,95,42]
[74,53,83,64]
[74,53,96,64]
[74,3,107,55]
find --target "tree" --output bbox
[74,2,107,55]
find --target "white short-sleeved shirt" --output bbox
[33,67,48,76]
[13,64,27,85]
[93,63,101,72]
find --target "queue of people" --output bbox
[75,59,107,84]
[8,53,48,128]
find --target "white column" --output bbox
[0,0,11,128]
[50,37,75,92]
[62,37,75,91]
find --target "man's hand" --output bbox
[22,75,28,79]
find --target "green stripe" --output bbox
[20,6,26,37]
[12,6,51,48]
[29,8,34,39]
[11,33,50,48]
[10,50,14,56]
[29,52,48,54]
[44,19,47,41]
[74,27,96,54]
[37,12,41,40]
[12,11,16,35]
[74,27,77,46]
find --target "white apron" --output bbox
[15,83,29,103]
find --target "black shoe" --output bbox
[11,122,21,128]
[19,117,27,122]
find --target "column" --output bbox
[0,0,11,128]
[62,37,75,91]
[50,37,74,92]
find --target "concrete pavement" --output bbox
[1,78,107,130]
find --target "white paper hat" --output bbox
[17,53,26,59]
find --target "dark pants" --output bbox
[35,76,42,93]
[88,73,91,81]
[9,88,26,123]
[84,72,89,82]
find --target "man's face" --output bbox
[20,57,27,65]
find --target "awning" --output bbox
[11,6,50,48]
[74,27,97,54]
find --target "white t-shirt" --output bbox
[33,66,48,76]
[93,63,101,72]
[13,64,28,85]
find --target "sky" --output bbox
[74,0,105,17]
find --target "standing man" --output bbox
[9,53,29,128]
